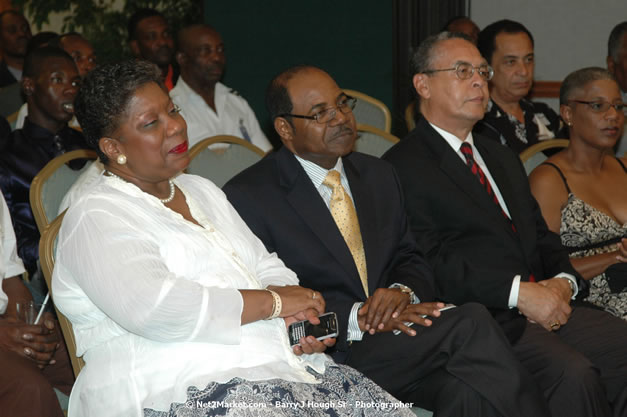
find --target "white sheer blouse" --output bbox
[0,192,26,314]
[52,174,328,417]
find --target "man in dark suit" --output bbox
[383,32,627,417]
[224,65,550,417]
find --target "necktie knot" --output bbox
[323,170,344,201]
[460,142,474,164]
[323,170,342,187]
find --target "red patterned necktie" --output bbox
[460,143,535,282]
[460,143,515,227]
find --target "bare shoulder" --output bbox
[528,158,569,204]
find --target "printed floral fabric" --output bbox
[561,194,627,319]
[144,364,416,417]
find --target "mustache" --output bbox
[331,126,355,139]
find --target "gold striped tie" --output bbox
[323,170,368,296]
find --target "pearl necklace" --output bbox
[106,171,176,204]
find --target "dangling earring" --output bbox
[117,154,127,165]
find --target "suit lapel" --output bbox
[276,148,365,295]
[344,155,380,295]
[474,140,524,239]
[419,119,506,222]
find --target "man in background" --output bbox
[444,16,479,44]
[474,20,564,153]
[0,10,31,87]
[0,47,88,278]
[171,24,272,151]
[128,8,178,90]
[15,32,97,129]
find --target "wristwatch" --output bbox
[392,284,415,302]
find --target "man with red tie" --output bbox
[383,31,627,417]
[224,64,551,417]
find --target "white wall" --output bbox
[472,0,627,81]
[471,0,627,110]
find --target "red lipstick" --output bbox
[169,141,188,154]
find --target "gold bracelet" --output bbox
[265,289,282,320]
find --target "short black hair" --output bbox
[74,60,163,164]
[48,31,84,49]
[560,67,616,105]
[608,22,627,61]
[477,19,534,64]
[22,46,74,78]
[266,65,319,124]
[24,31,57,56]
[128,8,166,42]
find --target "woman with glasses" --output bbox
[529,67,627,320]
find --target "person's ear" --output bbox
[129,40,140,58]
[560,104,573,127]
[607,56,615,75]
[21,77,34,96]
[274,117,295,150]
[175,51,186,68]
[99,137,124,163]
[413,73,431,100]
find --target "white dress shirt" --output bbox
[430,123,577,306]
[170,78,272,151]
[0,192,26,314]
[53,174,328,417]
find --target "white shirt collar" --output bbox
[294,155,345,189]
[429,122,474,153]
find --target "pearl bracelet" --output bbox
[265,289,282,320]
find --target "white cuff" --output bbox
[347,302,365,341]
[555,273,578,299]
[508,275,521,308]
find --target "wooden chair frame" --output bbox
[343,89,392,133]
[519,139,569,163]
[29,149,98,232]
[187,135,266,160]
[356,123,400,145]
[40,211,85,377]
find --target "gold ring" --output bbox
[550,322,560,330]
[312,291,317,299]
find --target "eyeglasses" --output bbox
[279,96,357,124]
[568,100,625,113]
[423,62,494,81]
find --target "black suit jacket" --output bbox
[0,60,18,88]
[383,118,582,342]
[224,146,435,359]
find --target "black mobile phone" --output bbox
[288,312,339,346]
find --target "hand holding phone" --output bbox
[288,312,339,347]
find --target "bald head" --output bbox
[176,24,225,89]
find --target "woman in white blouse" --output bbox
[52,60,412,417]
